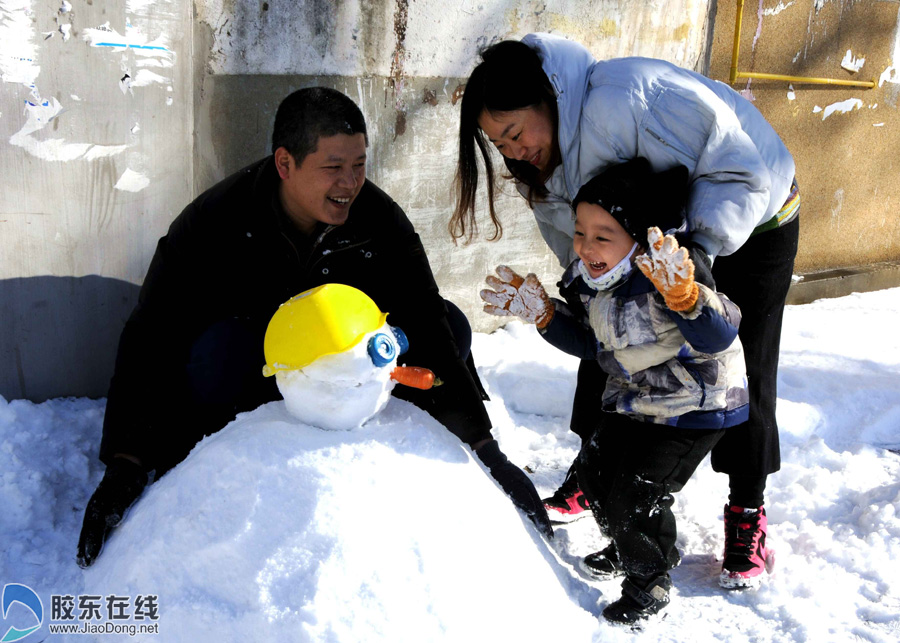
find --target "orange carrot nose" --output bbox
[391,366,435,390]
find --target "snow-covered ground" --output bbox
[2,287,899,642]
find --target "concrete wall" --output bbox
[1,0,193,400]
[1,0,716,401]
[707,0,900,274]
[192,0,716,330]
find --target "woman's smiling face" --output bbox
[477,103,555,173]
[573,202,639,279]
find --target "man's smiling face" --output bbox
[275,133,367,235]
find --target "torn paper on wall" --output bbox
[820,98,863,120]
[0,0,41,86]
[114,168,151,192]
[10,96,127,161]
[840,50,865,73]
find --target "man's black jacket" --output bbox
[100,157,492,469]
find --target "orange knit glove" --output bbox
[480,265,555,329]
[635,227,700,312]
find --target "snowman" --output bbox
[261,283,435,430]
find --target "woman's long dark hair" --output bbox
[452,40,559,243]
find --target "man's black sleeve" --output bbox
[99,203,208,467]
[374,203,493,446]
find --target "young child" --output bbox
[480,158,750,625]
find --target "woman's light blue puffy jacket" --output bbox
[519,32,796,264]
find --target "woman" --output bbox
[453,33,799,589]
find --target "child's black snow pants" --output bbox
[575,413,725,580]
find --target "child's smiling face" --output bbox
[574,202,639,279]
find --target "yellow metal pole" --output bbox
[730,0,745,85]
[728,0,876,89]
[734,71,877,89]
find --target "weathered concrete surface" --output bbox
[1,0,192,400]
[193,0,717,336]
[708,0,900,274]
[788,261,900,305]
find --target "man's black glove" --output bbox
[76,458,148,568]
[674,232,715,290]
[476,440,553,539]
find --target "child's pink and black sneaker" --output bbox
[542,474,590,523]
[719,504,774,589]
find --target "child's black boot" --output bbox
[580,543,623,579]
[602,573,671,625]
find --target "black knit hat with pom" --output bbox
[571,158,690,244]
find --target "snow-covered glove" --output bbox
[476,440,554,539]
[635,227,700,313]
[480,265,555,329]
[76,458,148,568]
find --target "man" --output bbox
[77,87,551,567]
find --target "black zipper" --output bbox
[685,364,707,407]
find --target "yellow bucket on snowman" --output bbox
[262,284,389,376]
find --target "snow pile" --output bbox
[1,287,900,642]
[81,400,597,642]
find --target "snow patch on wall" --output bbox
[114,168,150,192]
[840,49,864,73]
[0,0,40,86]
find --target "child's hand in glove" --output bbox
[635,227,700,312]
[480,265,555,329]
